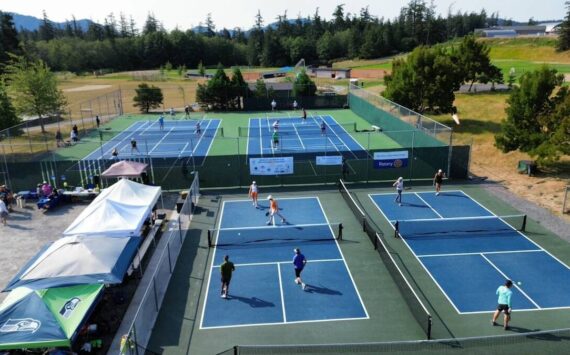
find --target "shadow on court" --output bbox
[228,295,276,308]
[303,284,343,296]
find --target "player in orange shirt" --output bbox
[266,195,286,225]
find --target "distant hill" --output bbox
[9,12,92,32]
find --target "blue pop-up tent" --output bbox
[3,235,139,292]
[0,284,103,350]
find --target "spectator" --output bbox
[111,148,119,159]
[0,196,8,226]
[95,115,100,128]
[70,130,78,143]
[41,181,53,197]
[55,130,63,147]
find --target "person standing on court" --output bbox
[272,129,279,149]
[195,121,202,136]
[393,177,403,206]
[111,148,119,159]
[293,248,307,290]
[433,169,445,196]
[248,181,259,208]
[302,108,307,124]
[158,114,165,131]
[220,255,235,299]
[320,120,326,136]
[492,280,513,330]
[271,99,277,111]
[266,195,286,225]
[95,115,100,128]
[341,158,349,180]
[130,138,140,155]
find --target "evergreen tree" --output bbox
[0,80,20,131]
[0,12,20,71]
[557,2,570,51]
[230,67,248,109]
[495,66,564,155]
[133,83,164,113]
[196,65,232,110]
[38,10,56,41]
[293,69,317,97]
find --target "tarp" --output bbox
[0,284,103,350]
[101,160,148,178]
[95,178,161,207]
[3,235,140,292]
[63,199,150,237]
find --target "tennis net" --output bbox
[98,127,224,141]
[208,223,342,248]
[338,179,432,339]
[395,214,527,239]
[238,122,357,137]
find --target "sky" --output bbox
[1,0,565,30]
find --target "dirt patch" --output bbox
[352,69,389,79]
[64,84,112,92]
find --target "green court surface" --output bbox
[146,183,570,354]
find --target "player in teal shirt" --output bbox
[492,279,513,330]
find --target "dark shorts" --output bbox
[497,304,510,313]
[0,211,7,218]
[221,277,231,285]
[295,268,303,277]
[273,138,279,144]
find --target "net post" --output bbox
[338,223,343,241]
[522,215,527,232]
[207,229,213,247]
[427,315,432,340]
[394,221,400,238]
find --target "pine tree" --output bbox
[557,2,570,51]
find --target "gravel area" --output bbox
[481,182,570,240]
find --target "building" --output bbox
[475,25,547,37]
[543,22,563,34]
[310,68,351,79]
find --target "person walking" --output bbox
[271,99,277,111]
[95,115,100,128]
[248,181,259,208]
[158,115,165,131]
[293,248,307,290]
[433,169,445,196]
[0,196,9,226]
[130,138,140,155]
[184,105,190,118]
[272,130,279,149]
[302,108,307,124]
[393,177,403,206]
[220,255,235,299]
[492,280,513,330]
[320,120,327,136]
[55,130,63,147]
[266,195,286,225]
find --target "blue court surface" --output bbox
[369,190,570,314]
[200,197,368,329]
[246,115,367,158]
[84,119,220,161]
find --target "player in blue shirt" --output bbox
[293,248,307,290]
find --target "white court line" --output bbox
[202,119,221,166]
[292,123,306,150]
[246,117,251,157]
[199,199,226,330]
[217,222,337,232]
[458,306,570,315]
[201,315,369,330]
[149,127,174,155]
[189,118,211,155]
[323,114,366,154]
[177,143,189,159]
[370,189,466,197]
[316,196,370,320]
[318,115,358,160]
[277,263,287,323]
[480,254,541,309]
[93,120,150,160]
[258,118,263,157]
[419,249,542,258]
[459,190,570,271]
[222,196,320,204]
[368,193,463,314]
[413,192,443,219]
[213,259,344,268]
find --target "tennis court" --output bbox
[84,119,220,161]
[200,196,368,329]
[369,190,570,314]
[246,115,367,158]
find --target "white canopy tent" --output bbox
[63,179,162,237]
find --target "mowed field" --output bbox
[56,37,569,220]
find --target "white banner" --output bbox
[316,156,343,165]
[250,157,294,175]
[373,151,408,160]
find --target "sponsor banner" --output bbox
[373,151,409,169]
[316,156,343,166]
[250,157,294,175]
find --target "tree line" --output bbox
[2,1,496,72]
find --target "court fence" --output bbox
[0,90,123,157]
[120,173,199,355]
[218,327,570,354]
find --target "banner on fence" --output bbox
[373,151,408,169]
[316,156,343,166]
[250,157,294,175]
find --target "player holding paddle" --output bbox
[265,195,286,225]
[492,279,513,330]
[248,181,259,208]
